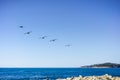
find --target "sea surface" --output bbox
[0,68,120,80]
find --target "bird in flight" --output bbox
[19,26,23,28]
[49,39,57,42]
[65,44,71,47]
[24,31,32,34]
[39,36,47,39]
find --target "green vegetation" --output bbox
[81,62,120,68]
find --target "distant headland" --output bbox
[81,62,120,68]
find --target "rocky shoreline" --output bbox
[57,74,120,80]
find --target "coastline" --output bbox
[57,74,120,80]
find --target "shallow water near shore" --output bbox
[0,68,120,80]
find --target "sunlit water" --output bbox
[0,68,120,80]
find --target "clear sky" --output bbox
[0,0,120,67]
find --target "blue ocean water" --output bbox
[0,68,120,80]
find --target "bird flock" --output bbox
[19,26,71,47]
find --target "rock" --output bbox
[57,74,120,80]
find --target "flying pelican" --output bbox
[19,26,23,28]
[24,31,32,34]
[49,39,57,42]
[39,36,47,39]
[65,44,71,47]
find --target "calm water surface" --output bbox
[0,68,120,80]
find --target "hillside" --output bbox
[81,62,120,68]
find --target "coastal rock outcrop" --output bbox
[81,63,120,68]
[57,74,120,80]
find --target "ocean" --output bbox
[0,68,120,80]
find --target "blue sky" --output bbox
[0,0,120,67]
